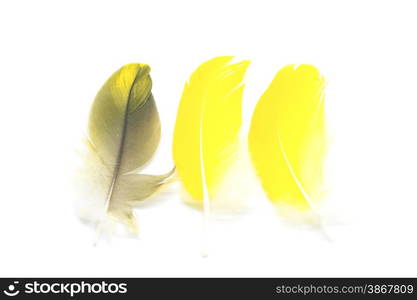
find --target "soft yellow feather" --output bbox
[173,57,250,207]
[248,64,326,214]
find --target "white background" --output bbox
[1,0,417,277]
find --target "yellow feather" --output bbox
[248,64,326,213]
[173,57,250,206]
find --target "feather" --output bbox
[79,63,173,233]
[248,64,326,219]
[172,57,250,210]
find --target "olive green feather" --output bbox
[81,63,173,232]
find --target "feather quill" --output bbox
[172,57,250,211]
[248,64,326,219]
[79,63,173,233]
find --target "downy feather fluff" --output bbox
[172,57,250,210]
[78,63,173,233]
[248,64,326,219]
